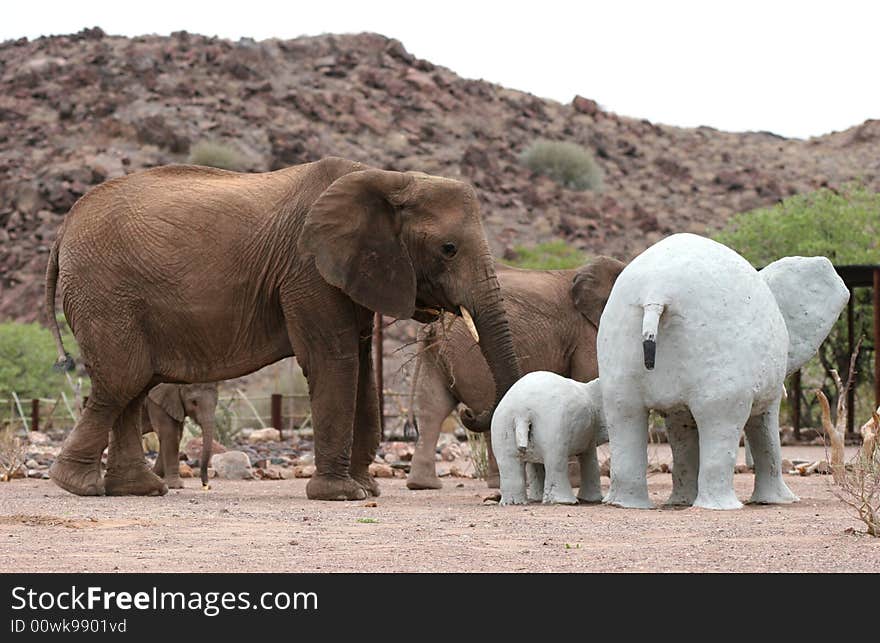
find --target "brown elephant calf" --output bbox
[141,383,218,489]
[407,256,624,490]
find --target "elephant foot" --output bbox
[543,494,578,506]
[306,474,367,501]
[664,492,697,507]
[693,491,743,510]
[485,473,500,489]
[49,456,105,496]
[352,471,381,497]
[603,486,654,509]
[499,492,527,506]
[747,479,799,505]
[104,465,168,496]
[577,490,604,504]
[163,476,185,490]
[406,473,443,490]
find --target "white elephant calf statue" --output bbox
[598,233,849,510]
[491,371,606,505]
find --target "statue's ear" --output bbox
[570,256,626,327]
[148,384,185,422]
[760,256,850,374]
[299,169,417,319]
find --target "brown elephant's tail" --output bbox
[44,236,74,372]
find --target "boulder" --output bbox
[247,428,281,443]
[210,451,255,480]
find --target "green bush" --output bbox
[502,241,587,270]
[521,139,603,191]
[188,140,249,171]
[0,322,81,401]
[713,184,880,427]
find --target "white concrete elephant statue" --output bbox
[597,233,849,510]
[491,371,607,505]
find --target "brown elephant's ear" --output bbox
[570,256,626,327]
[148,384,185,422]
[299,169,417,319]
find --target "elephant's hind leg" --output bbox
[665,409,699,506]
[105,391,168,496]
[407,356,456,491]
[691,400,751,510]
[745,397,798,505]
[604,403,653,509]
[49,396,117,496]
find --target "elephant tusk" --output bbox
[418,306,441,316]
[460,306,480,343]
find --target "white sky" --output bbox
[3,1,878,139]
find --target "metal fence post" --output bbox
[31,398,39,432]
[271,393,283,439]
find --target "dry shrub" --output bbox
[521,139,603,191]
[465,429,489,480]
[0,426,27,481]
[816,343,880,536]
[188,140,249,171]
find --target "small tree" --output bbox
[0,321,84,401]
[713,184,880,426]
[521,140,604,191]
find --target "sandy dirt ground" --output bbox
[1,445,877,573]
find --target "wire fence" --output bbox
[0,389,415,439]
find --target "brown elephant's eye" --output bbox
[441,242,458,258]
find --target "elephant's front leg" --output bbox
[665,408,699,506]
[154,418,185,490]
[576,441,603,503]
[542,449,578,505]
[745,397,798,505]
[526,462,544,502]
[350,327,382,497]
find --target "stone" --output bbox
[210,451,255,480]
[781,458,794,473]
[178,462,194,478]
[440,443,462,462]
[368,463,394,478]
[247,428,281,443]
[184,437,226,460]
[27,432,51,446]
[572,95,600,116]
[25,459,39,469]
[293,464,315,478]
[295,453,314,466]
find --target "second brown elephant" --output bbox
[141,383,218,489]
[406,256,624,490]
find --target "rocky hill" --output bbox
[1,27,879,323]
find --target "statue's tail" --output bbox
[514,415,531,453]
[641,303,665,370]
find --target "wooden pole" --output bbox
[31,398,39,432]
[847,289,855,435]
[373,312,385,438]
[792,370,801,440]
[271,393,283,438]
[873,269,880,412]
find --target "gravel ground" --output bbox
[1,446,877,573]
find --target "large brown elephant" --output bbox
[44,157,520,500]
[406,256,624,490]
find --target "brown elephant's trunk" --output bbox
[198,415,214,488]
[460,260,521,433]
